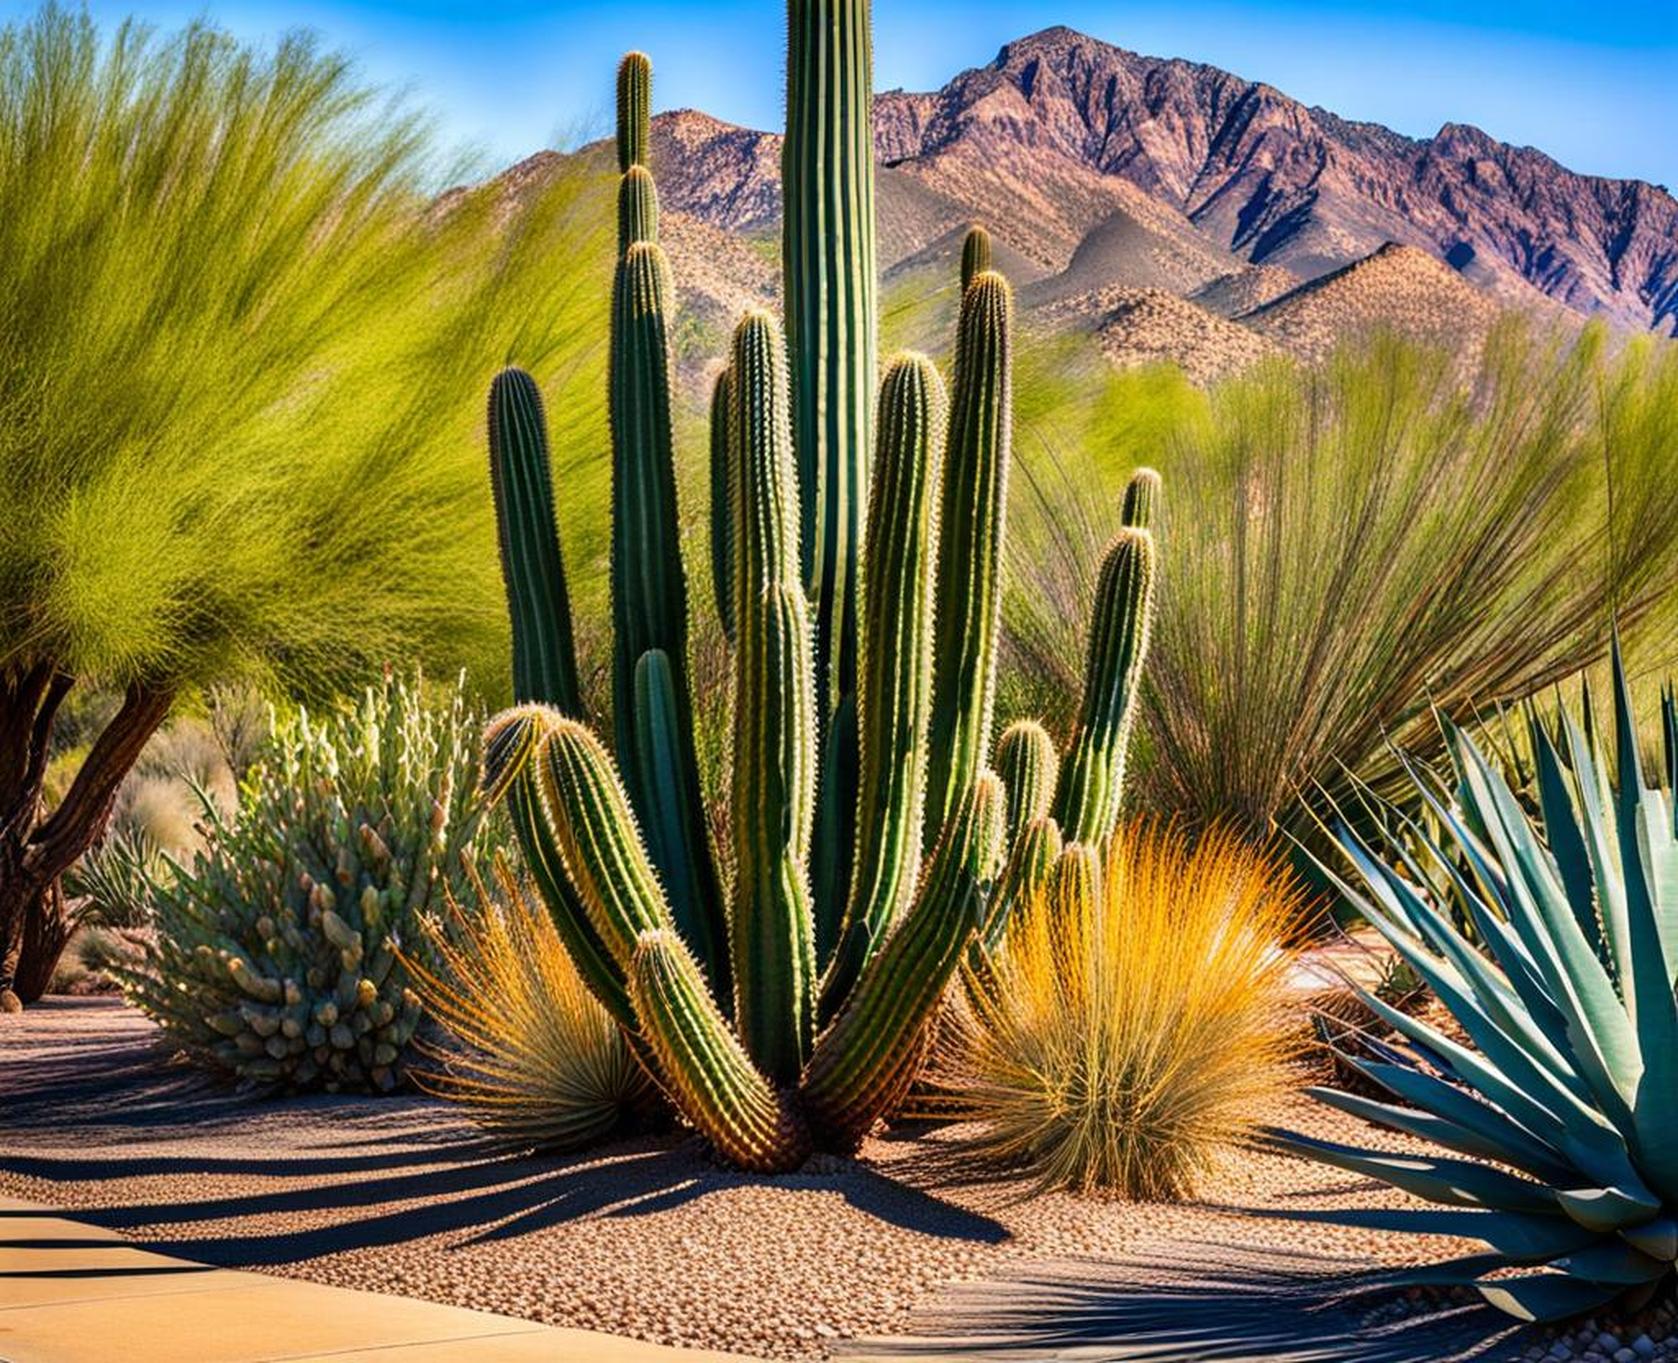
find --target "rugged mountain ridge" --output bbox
[645,25,1677,336]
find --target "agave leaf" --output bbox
[1451,726,1641,1125]
[1353,984,1643,1194]
[1562,705,1633,993]
[1530,712,1607,965]
[1555,1184,1664,1233]
[1549,1238,1670,1285]
[1281,1206,1597,1260]
[1307,1085,1564,1181]
[1476,1272,1626,1323]
[1620,1216,1678,1261]
[1340,1059,1574,1184]
[1275,1129,1559,1214]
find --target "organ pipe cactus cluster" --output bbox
[119,676,486,1092]
[482,10,1158,1171]
[1282,645,1678,1322]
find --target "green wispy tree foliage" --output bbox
[0,4,610,1006]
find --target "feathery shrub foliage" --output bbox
[1284,647,1678,1323]
[0,2,610,1005]
[407,857,654,1150]
[118,675,488,1091]
[942,822,1303,1199]
[1007,327,1678,841]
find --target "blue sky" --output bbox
[7,0,1673,190]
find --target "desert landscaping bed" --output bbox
[3,997,1670,1363]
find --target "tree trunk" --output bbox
[1,667,172,1012]
[15,881,71,1003]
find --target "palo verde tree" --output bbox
[0,5,609,1007]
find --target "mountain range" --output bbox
[500,26,1678,380]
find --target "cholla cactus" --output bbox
[482,11,1157,1171]
[118,675,486,1092]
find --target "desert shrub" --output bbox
[407,857,654,1150]
[1283,648,1678,1323]
[1005,326,1678,842]
[118,674,488,1092]
[939,822,1304,1198]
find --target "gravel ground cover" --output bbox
[2,997,1674,1362]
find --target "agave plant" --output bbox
[1282,645,1678,1322]
[480,6,1157,1173]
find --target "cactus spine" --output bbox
[483,12,1160,1172]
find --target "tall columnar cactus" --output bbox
[482,19,1160,1171]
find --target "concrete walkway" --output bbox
[0,1196,753,1363]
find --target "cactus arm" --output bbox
[487,370,583,714]
[1121,466,1162,530]
[708,366,736,642]
[607,237,726,963]
[532,716,681,971]
[629,930,811,1172]
[802,771,1003,1150]
[1053,528,1157,845]
[728,311,818,1084]
[811,693,858,968]
[960,225,992,293]
[924,272,1013,838]
[824,354,947,1008]
[994,719,1058,843]
[632,649,732,1009]
[783,0,877,725]
[986,813,1062,946]
[616,52,651,173]
[481,708,633,1029]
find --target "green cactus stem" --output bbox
[728,310,817,1083]
[960,225,992,292]
[803,772,1003,1149]
[488,370,582,714]
[1121,466,1161,530]
[616,52,651,173]
[994,719,1058,843]
[1053,528,1157,846]
[986,813,1063,945]
[828,353,947,1005]
[709,366,735,642]
[924,271,1013,837]
[628,931,811,1172]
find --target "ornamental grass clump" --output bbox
[119,675,486,1092]
[406,856,653,1151]
[944,823,1304,1199]
[1281,645,1678,1323]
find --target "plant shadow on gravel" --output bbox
[2,1003,1007,1271]
[842,1242,1526,1362]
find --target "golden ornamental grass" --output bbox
[407,856,652,1151]
[944,821,1304,1199]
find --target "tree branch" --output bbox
[27,680,174,884]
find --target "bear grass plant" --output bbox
[118,674,487,1092]
[1282,644,1678,1323]
[405,855,654,1150]
[939,821,1305,1199]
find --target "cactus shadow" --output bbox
[839,1242,1525,1362]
